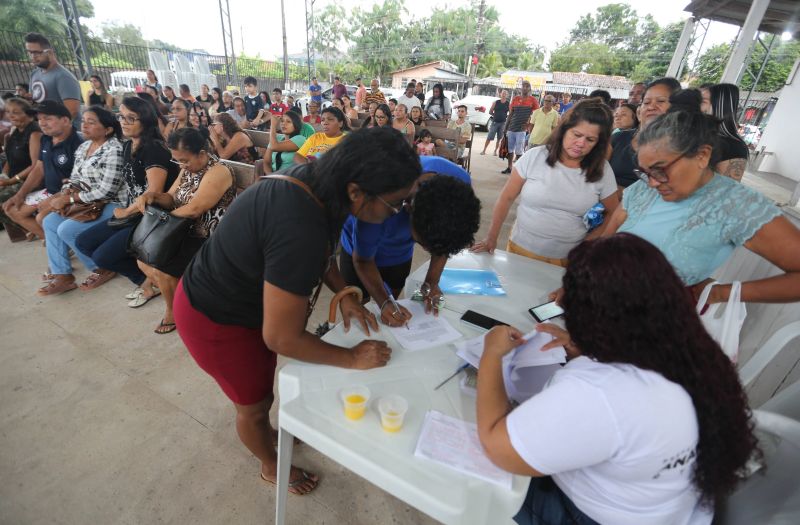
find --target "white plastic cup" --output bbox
[340,385,370,420]
[378,395,408,433]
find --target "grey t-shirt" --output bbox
[29,64,81,105]
[510,146,618,258]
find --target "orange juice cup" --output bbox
[378,395,408,433]
[340,385,370,420]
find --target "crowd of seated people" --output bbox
[3,64,800,524]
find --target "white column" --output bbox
[667,17,697,78]
[721,0,772,83]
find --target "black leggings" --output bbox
[338,250,412,302]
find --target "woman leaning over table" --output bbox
[38,106,125,296]
[173,127,420,496]
[472,99,619,267]
[0,97,41,238]
[293,107,348,164]
[75,96,179,304]
[601,108,800,305]
[479,234,758,525]
[134,128,236,334]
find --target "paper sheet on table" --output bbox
[438,268,507,296]
[453,329,566,369]
[388,300,463,351]
[414,410,513,489]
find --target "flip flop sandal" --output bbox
[125,288,144,300]
[79,271,116,291]
[128,291,161,308]
[37,279,78,296]
[41,273,56,283]
[260,470,317,495]
[154,319,176,334]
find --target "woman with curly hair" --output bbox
[472,98,619,267]
[478,233,758,524]
[339,154,481,325]
[209,112,258,164]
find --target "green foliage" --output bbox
[569,3,640,48]
[549,41,621,75]
[477,52,504,77]
[91,51,133,69]
[690,43,730,86]
[0,0,95,36]
[691,38,800,92]
[100,21,146,48]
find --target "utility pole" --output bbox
[281,0,289,89]
[467,0,486,94]
[304,0,316,83]
[59,0,93,79]
[218,0,238,86]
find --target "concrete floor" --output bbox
[1,131,792,525]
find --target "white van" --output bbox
[109,71,150,94]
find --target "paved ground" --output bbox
[1,131,795,525]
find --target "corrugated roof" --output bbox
[684,0,800,38]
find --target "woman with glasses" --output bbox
[164,98,192,137]
[293,107,349,163]
[601,108,800,304]
[38,106,126,296]
[133,128,236,334]
[75,97,179,305]
[172,127,421,497]
[339,155,480,326]
[364,103,392,129]
[609,77,681,189]
[472,99,619,267]
[87,75,114,110]
[209,112,258,164]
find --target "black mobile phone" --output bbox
[460,310,508,332]
[528,300,564,323]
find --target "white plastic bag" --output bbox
[696,281,747,362]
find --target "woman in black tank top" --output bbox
[87,75,114,109]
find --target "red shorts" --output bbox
[174,279,277,405]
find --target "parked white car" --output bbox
[295,85,358,116]
[109,71,149,94]
[451,95,500,130]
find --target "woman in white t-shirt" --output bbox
[477,234,758,525]
[472,99,619,266]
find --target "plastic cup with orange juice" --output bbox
[378,395,408,433]
[340,385,370,420]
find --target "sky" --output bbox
[86,0,741,63]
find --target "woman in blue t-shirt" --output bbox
[602,108,800,304]
[338,155,481,326]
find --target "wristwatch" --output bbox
[69,195,75,205]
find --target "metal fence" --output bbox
[0,30,306,94]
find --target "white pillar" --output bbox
[667,17,697,78]
[721,0,772,83]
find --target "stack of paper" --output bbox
[387,300,463,351]
[414,410,513,489]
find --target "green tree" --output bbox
[477,51,504,77]
[0,0,95,36]
[627,21,683,82]
[100,21,147,47]
[549,41,621,75]
[569,3,640,48]
[348,0,406,79]
[690,43,730,86]
[312,1,347,63]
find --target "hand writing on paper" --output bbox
[380,302,412,327]
[340,294,379,335]
[483,325,526,358]
[350,340,391,369]
[535,324,580,359]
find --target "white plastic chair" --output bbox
[738,320,800,390]
[715,409,800,524]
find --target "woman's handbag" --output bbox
[696,281,747,363]
[58,180,108,222]
[129,205,192,268]
[107,212,143,230]
[498,133,509,159]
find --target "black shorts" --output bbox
[338,250,413,302]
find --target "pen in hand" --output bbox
[382,282,409,330]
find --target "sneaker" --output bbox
[501,168,511,174]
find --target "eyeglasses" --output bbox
[116,114,140,124]
[633,152,686,184]
[26,49,50,56]
[170,158,191,167]
[375,194,410,215]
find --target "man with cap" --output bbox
[3,100,83,240]
[338,156,481,326]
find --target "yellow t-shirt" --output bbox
[528,108,559,145]
[296,132,345,158]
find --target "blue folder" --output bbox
[438,268,507,296]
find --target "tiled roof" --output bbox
[552,71,632,89]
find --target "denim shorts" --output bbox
[507,131,527,155]
[487,119,505,141]
[514,477,599,525]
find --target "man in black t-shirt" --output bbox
[3,100,82,239]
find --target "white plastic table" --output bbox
[275,250,565,525]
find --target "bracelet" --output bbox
[15,175,22,182]
[379,298,392,312]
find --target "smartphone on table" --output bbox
[528,300,564,323]
[460,310,508,332]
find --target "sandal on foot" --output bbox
[154,319,176,334]
[79,271,116,291]
[128,291,161,308]
[260,470,318,495]
[125,288,144,300]
[41,273,56,283]
[37,279,77,296]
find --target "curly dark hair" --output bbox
[213,111,243,138]
[545,98,613,183]
[411,176,481,256]
[561,234,759,507]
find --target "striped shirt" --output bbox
[507,95,539,132]
[364,89,387,107]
